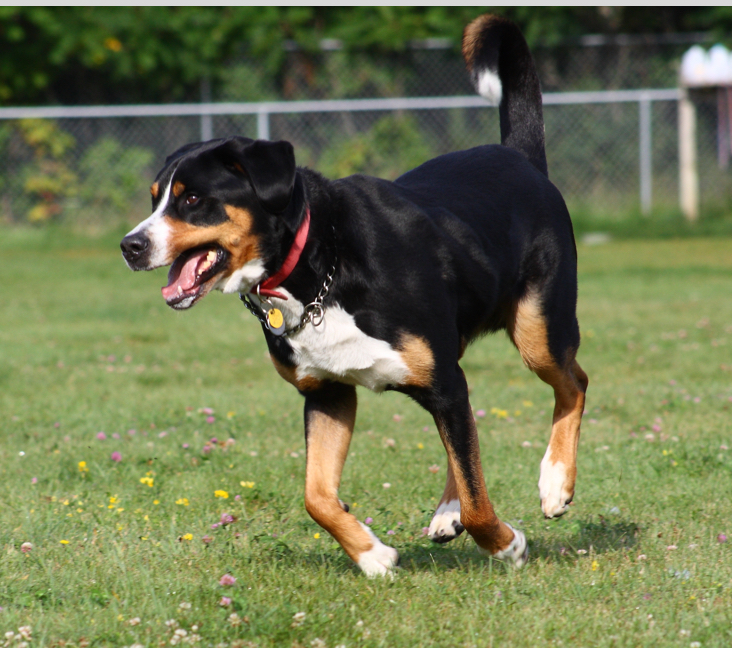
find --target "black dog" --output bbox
[121,14,588,576]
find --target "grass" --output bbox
[0,227,731,647]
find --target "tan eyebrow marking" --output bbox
[173,181,185,197]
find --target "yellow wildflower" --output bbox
[78,461,89,473]
[175,498,189,506]
[314,533,320,539]
[182,533,193,541]
[214,490,229,499]
[60,539,69,545]
[139,477,154,487]
[239,481,255,489]
[591,560,599,571]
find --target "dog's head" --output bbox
[121,136,304,310]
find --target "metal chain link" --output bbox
[239,254,337,338]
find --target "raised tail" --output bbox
[462,15,548,177]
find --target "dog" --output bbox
[121,14,588,576]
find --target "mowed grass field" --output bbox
[0,228,731,647]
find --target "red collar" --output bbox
[255,208,310,300]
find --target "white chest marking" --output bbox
[257,291,409,392]
[218,259,266,295]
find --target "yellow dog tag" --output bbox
[266,308,286,336]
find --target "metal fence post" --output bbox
[639,96,652,215]
[200,77,213,141]
[257,108,270,141]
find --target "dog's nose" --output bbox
[120,233,149,262]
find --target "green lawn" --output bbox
[0,229,730,647]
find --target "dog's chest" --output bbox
[272,294,410,392]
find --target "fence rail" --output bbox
[0,88,727,225]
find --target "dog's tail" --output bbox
[463,15,547,177]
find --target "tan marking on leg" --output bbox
[172,181,185,197]
[270,355,323,393]
[508,291,554,372]
[508,291,588,517]
[304,388,376,562]
[163,206,260,271]
[397,334,434,388]
[434,405,516,555]
[438,461,459,507]
[150,182,159,199]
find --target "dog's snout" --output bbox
[121,233,149,262]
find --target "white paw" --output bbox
[482,524,529,568]
[428,499,465,543]
[538,453,573,518]
[357,523,399,578]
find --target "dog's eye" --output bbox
[185,194,200,206]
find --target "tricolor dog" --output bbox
[121,15,588,576]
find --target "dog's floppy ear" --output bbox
[217,138,297,215]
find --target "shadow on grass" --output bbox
[252,516,640,575]
[528,517,640,563]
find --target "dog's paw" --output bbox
[480,524,529,568]
[538,455,574,519]
[428,499,465,543]
[357,523,399,578]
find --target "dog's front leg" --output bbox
[304,382,398,577]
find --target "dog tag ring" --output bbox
[266,308,286,336]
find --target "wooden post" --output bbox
[678,88,699,222]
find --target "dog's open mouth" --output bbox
[161,246,228,309]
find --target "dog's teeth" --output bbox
[177,285,183,295]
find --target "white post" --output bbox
[257,109,270,141]
[639,96,652,215]
[200,77,213,141]
[678,88,699,222]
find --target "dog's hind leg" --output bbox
[427,462,465,543]
[303,382,398,577]
[427,366,528,566]
[508,290,589,519]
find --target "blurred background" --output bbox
[1,6,731,236]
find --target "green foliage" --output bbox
[318,114,434,180]
[0,7,726,105]
[77,137,154,221]
[17,119,77,223]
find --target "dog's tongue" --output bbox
[161,250,209,301]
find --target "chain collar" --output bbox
[239,256,336,338]
[239,221,337,338]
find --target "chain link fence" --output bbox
[1,38,730,228]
